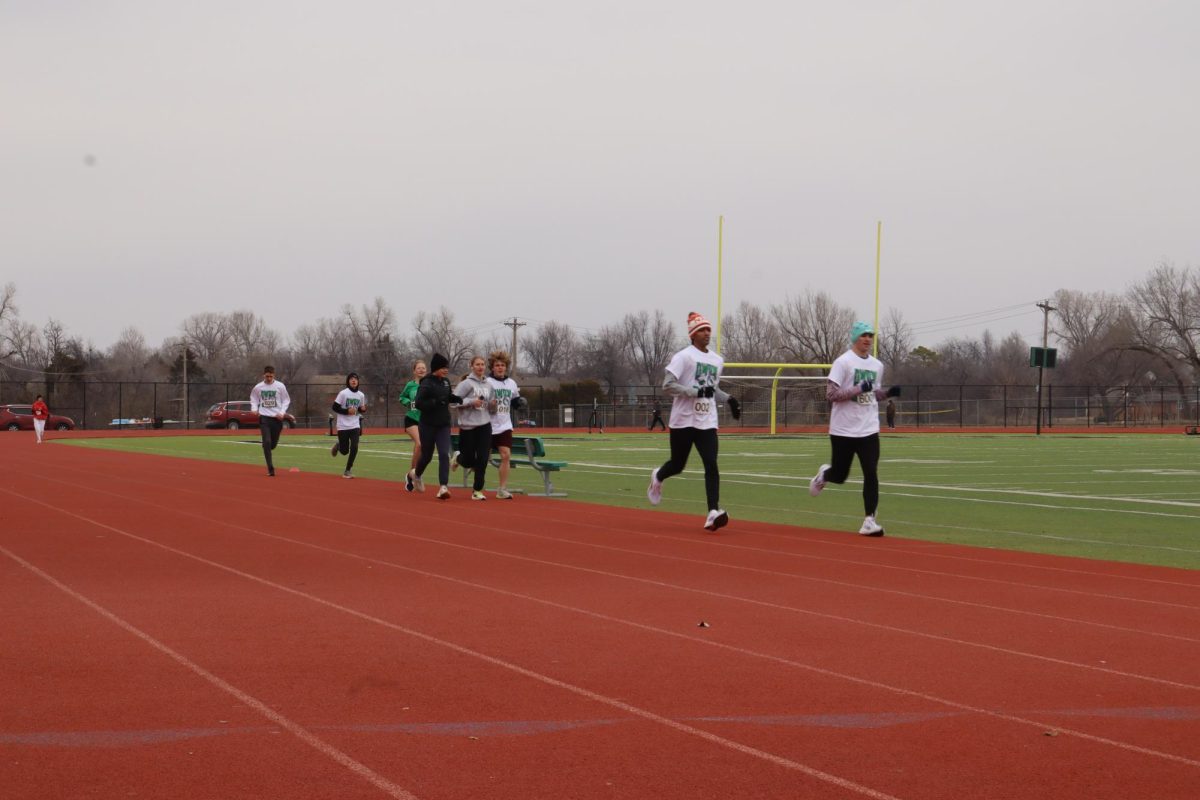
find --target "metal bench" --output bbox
[449,434,568,496]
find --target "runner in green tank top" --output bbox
[399,359,427,480]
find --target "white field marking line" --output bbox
[579,483,1200,563]
[0,545,422,800]
[883,481,1200,510]
[12,487,1200,773]
[33,475,1200,693]
[885,459,996,464]
[881,490,1200,522]
[535,460,1200,520]
[46,457,1200,607]
[0,492,905,800]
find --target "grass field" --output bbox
[63,431,1200,570]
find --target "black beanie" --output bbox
[430,353,449,372]
[345,371,359,388]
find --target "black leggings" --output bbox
[456,426,492,491]
[656,427,720,511]
[259,417,284,471]
[824,434,881,516]
[336,428,361,471]
[415,423,452,487]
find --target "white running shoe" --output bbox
[809,463,831,496]
[436,485,451,500]
[496,488,513,500]
[647,468,663,506]
[343,470,353,479]
[471,490,486,501]
[451,450,461,471]
[858,516,885,537]
[405,470,415,493]
[703,509,729,532]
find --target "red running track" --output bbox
[2,435,1199,799]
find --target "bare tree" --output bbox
[772,290,856,366]
[574,326,628,394]
[226,310,278,358]
[409,307,476,373]
[1126,263,1200,384]
[107,327,153,380]
[877,307,913,369]
[719,301,780,364]
[181,312,232,362]
[622,309,677,385]
[524,321,577,377]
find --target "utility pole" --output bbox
[1035,300,1055,435]
[502,318,526,376]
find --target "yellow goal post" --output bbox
[722,362,831,434]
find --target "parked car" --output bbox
[205,401,296,429]
[0,404,76,431]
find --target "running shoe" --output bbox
[858,516,884,537]
[647,468,663,506]
[703,509,729,532]
[809,463,830,496]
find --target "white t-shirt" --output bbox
[665,345,724,430]
[250,380,290,417]
[487,376,520,434]
[334,388,366,431]
[828,349,883,437]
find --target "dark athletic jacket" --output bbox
[414,374,462,428]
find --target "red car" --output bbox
[205,401,296,430]
[0,404,76,431]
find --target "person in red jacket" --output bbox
[32,394,49,444]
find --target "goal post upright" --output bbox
[874,220,882,358]
[716,214,724,354]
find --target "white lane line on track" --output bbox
[0,544,422,800]
[12,475,1200,775]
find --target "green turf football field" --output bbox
[64,431,1200,570]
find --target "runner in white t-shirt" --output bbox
[808,321,902,536]
[647,312,742,532]
[330,372,367,479]
[486,350,523,500]
[249,365,293,477]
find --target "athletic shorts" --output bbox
[491,429,514,449]
[404,415,420,430]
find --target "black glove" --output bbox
[886,385,901,398]
[511,396,526,410]
[698,386,715,399]
[728,397,741,420]
[859,380,873,394]
[447,394,463,405]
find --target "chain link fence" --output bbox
[2,380,1198,430]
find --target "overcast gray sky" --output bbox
[4,1,1198,352]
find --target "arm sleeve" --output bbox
[713,385,730,404]
[278,386,291,416]
[826,381,864,403]
[249,386,260,413]
[414,384,432,413]
[663,374,698,398]
[331,401,347,415]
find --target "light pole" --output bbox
[1035,300,1055,435]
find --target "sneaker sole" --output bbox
[859,529,885,537]
[704,511,730,532]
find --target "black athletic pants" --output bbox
[336,428,361,471]
[656,427,720,511]
[259,417,284,473]
[415,423,452,487]
[649,414,666,431]
[824,433,881,516]
[455,425,492,491]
